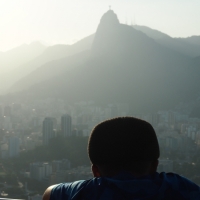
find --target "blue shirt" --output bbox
[50,172,200,200]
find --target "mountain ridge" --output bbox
[4,10,200,113]
[2,34,94,94]
[133,25,200,57]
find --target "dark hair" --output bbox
[88,117,160,174]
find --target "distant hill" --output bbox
[190,55,200,67]
[7,10,200,113]
[9,50,90,93]
[2,34,94,93]
[0,42,46,93]
[133,25,170,40]
[180,36,200,46]
[0,42,46,74]
[133,25,200,57]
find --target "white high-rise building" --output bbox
[44,162,53,177]
[52,159,71,172]
[30,162,52,181]
[3,116,12,130]
[43,117,54,145]
[9,136,20,157]
[4,105,11,117]
[61,114,72,137]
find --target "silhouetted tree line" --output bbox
[13,136,90,171]
[1,136,90,196]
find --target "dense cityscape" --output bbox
[1,98,200,199]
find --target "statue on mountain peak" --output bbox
[99,9,120,26]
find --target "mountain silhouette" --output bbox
[0,42,47,93]
[133,25,200,57]
[133,25,170,40]
[0,42,46,74]
[1,34,94,93]
[182,36,200,46]
[7,10,200,113]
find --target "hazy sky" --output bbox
[0,0,200,51]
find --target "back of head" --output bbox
[88,117,160,175]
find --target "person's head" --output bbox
[88,117,160,177]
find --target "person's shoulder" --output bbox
[162,172,199,188]
[159,172,200,199]
[44,180,89,200]
[43,184,59,200]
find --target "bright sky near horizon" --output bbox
[0,0,200,51]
